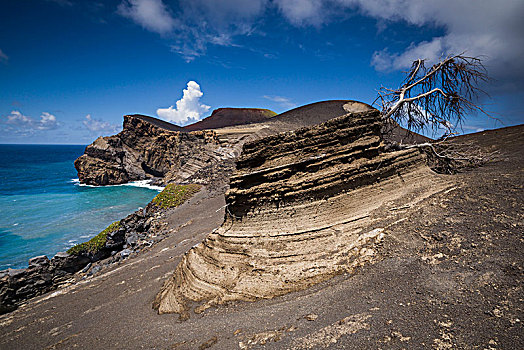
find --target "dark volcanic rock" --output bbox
[0,252,91,314]
[28,255,50,268]
[51,252,91,273]
[183,108,276,131]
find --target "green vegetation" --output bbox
[67,221,121,255]
[152,183,201,209]
[259,109,277,117]
[66,184,200,256]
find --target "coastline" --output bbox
[0,182,206,314]
[70,178,165,191]
[0,149,162,271]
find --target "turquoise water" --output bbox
[0,144,161,270]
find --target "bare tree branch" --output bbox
[375,54,501,173]
[375,54,491,136]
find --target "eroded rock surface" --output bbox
[75,115,224,185]
[1,124,521,349]
[153,109,443,318]
[75,101,420,187]
[0,253,90,314]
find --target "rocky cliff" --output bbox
[153,108,444,318]
[75,115,229,186]
[75,102,424,187]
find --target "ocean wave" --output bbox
[70,178,164,191]
[124,180,165,191]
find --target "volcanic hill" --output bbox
[183,108,277,131]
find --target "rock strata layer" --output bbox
[153,109,438,318]
[75,102,423,186]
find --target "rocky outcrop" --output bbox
[75,115,223,186]
[0,253,90,314]
[153,108,440,318]
[2,101,436,316]
[184,108,276,131]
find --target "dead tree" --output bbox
[375,54,497,173]
[376,54,490,136]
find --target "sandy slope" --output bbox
[0,125,522,349]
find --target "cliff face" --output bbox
[75,102,422,186]
[153,109,445,318]
[75,115,224,186]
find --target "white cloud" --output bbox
[4,110,58,131]
[117,0,176,35]
[82,114,119,133]
[273,0,325,26]
[274,0,524,91]
[156,81,211,125]
[263,95,296,109]
[462,125,485,133]
[118,0,267,61]
[340,0,524,83]
[6,111,32,125]
[371,39,447,71]
[37,112,58,130]
[116,0,524,91]
[0,49,8,63]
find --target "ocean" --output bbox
[0,144,162,270]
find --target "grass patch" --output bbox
[152,184,201,209]
[67,221,120,255]
[259,109,277,117]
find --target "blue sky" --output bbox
[1,0,523,144]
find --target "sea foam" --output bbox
[71,178,164,192]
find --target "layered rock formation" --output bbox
[75,115,226,186]
[75,102,421,187]
[153,108,438,318]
